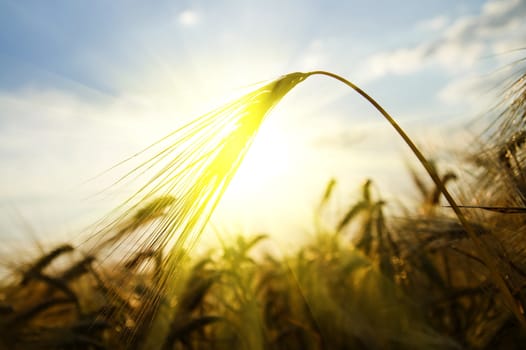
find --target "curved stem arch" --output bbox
[305,70,526,328]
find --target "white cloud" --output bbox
[354,0,526,118]
[298,39,328,71]
[438,75,486,106]
[0,88,178,199]
[483,0,520,17]
[177,9,200,27]
[361,0,526,81]
[434,41,485,69]
[417,15,449,32]
[437,57,525,110]
[366,46,429,79]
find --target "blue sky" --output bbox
[1,0,525,246]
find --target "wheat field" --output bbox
[1,66,526,349]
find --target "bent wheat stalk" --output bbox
[103,71,525,346]
[306,71,526,328]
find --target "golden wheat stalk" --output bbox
[89,73,309,347]
[95,71,525,346]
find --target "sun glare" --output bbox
[210,112,304,239]
[226,117,292,198]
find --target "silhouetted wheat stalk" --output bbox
[94,71,526,346]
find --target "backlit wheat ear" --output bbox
[90,72,308,261]
[90,72,309,347]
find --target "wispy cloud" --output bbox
[0,87,170,199]
[361,0,526,81]
[416,15,449,32]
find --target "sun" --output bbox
[225,115,292,199]
[208,110,304,237]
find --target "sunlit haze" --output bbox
[1,0,525,249]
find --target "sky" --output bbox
[1,0,525,249]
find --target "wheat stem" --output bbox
[305,70,526,328]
